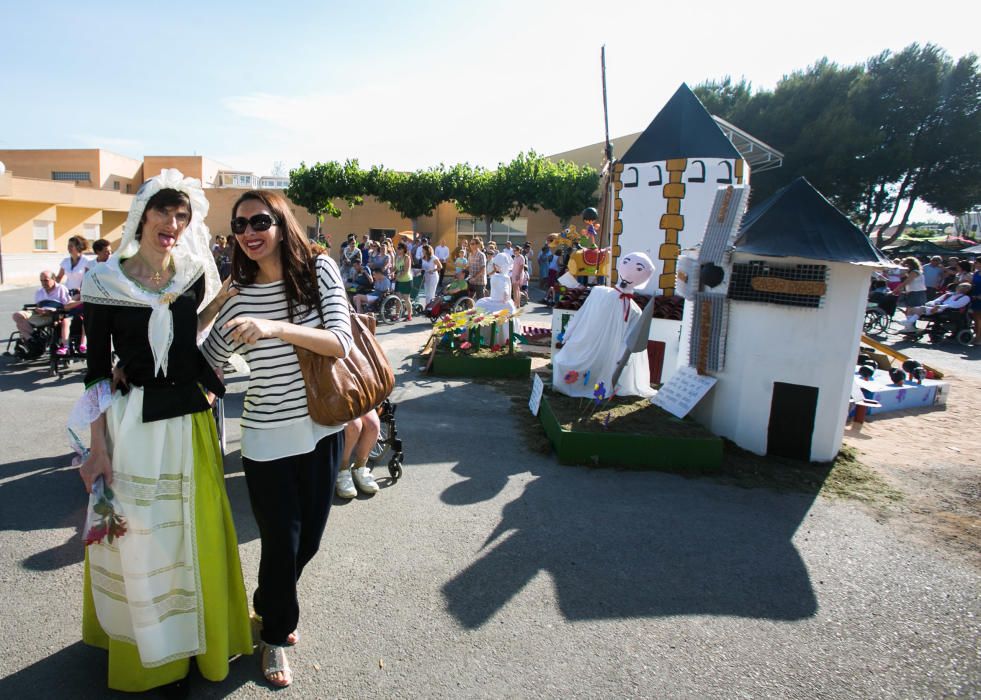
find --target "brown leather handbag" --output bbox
[295,312,395,425]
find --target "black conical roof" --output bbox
[734,177,890,264]
[621,83,740,164]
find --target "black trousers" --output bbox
[242,431,344,645]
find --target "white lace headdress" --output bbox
[81,169,221,377]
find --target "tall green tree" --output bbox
[372,166,446,232]
[446,152,549,242]
[287,159,367,236]
[694,44,981,242]
[856,45,981,243]
[537,159,600,226]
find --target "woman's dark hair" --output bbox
[229,190,318,322]
[68,235,89,253]
[902,257,922,272]
[92,238,110,254]
[135,189,192,241]
[957,259,971,273]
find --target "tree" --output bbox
[286,160,367,237]
[537,159,600,226]
[695,45,981,243]
[372,166,446,232]
[446,151,550,242]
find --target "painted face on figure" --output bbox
[616,252,654,292]
[142,204,191,255]
[233,199,282,265]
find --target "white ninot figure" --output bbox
[552,252,656,398]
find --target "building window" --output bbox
[33,221,54,251]
[126,183,132,193]
[52,171,91,182]
[84,223,100,241]
[368,228,396,241]
[233,174,256,187]
[113,181,120,190]
[456,217,527,246]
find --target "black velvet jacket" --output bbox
[83,274,224,422]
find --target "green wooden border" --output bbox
[539,395,722,471]
[432,353,532,378]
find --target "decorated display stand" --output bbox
[853,368,949,416]
[676,177,892,462]
[427,308,531,379]
[537,252,723,471]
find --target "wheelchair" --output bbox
[367,398,404,481]
[900,307,974,347]
[4,301,85,377]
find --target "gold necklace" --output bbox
[135,251,172,285]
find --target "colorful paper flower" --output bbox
[564,370,579,383]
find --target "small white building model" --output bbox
[688,178,889,462]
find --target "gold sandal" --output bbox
[261,642,292,688]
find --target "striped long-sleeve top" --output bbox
[201,255,353,431]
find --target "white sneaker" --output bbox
[352,466,379,495]
[335,469,357,499]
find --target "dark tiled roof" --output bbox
[621,84,740,164]
[734,177,890,264]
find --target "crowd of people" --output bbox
[871,254,981,343]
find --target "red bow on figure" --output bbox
[617,290,634,322]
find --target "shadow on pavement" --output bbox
[0,454,87,570]
[0,641,256,698]
[409,379,822,629]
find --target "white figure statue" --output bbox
[552,252,656,398]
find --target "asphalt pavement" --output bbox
[0,285,978,698]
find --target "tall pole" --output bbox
[599,46,615,279]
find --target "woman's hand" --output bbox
[215,275,239,306]
[80,448,113,494]
[224,316,283,345]
[111,364,129,393]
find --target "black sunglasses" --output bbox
[230,214,279,235]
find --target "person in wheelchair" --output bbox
[899,282,973,335]
[345,259,373,293]
[12,270,73,356]
[352,269,393,314]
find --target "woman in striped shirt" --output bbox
[202,190,352,688]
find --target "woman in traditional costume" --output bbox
[201,190,353,687]
[73,169,252,692]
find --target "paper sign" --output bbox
[651,366,717,418]
[529,374,544,416]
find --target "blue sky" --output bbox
[1,1,976,218]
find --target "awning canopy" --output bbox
[712,116,784,174]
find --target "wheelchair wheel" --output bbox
[368,419,391,461]
[452,296,475,313]
[864,309,889,335]
[380,295,403,324]
[956,328,974,347]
